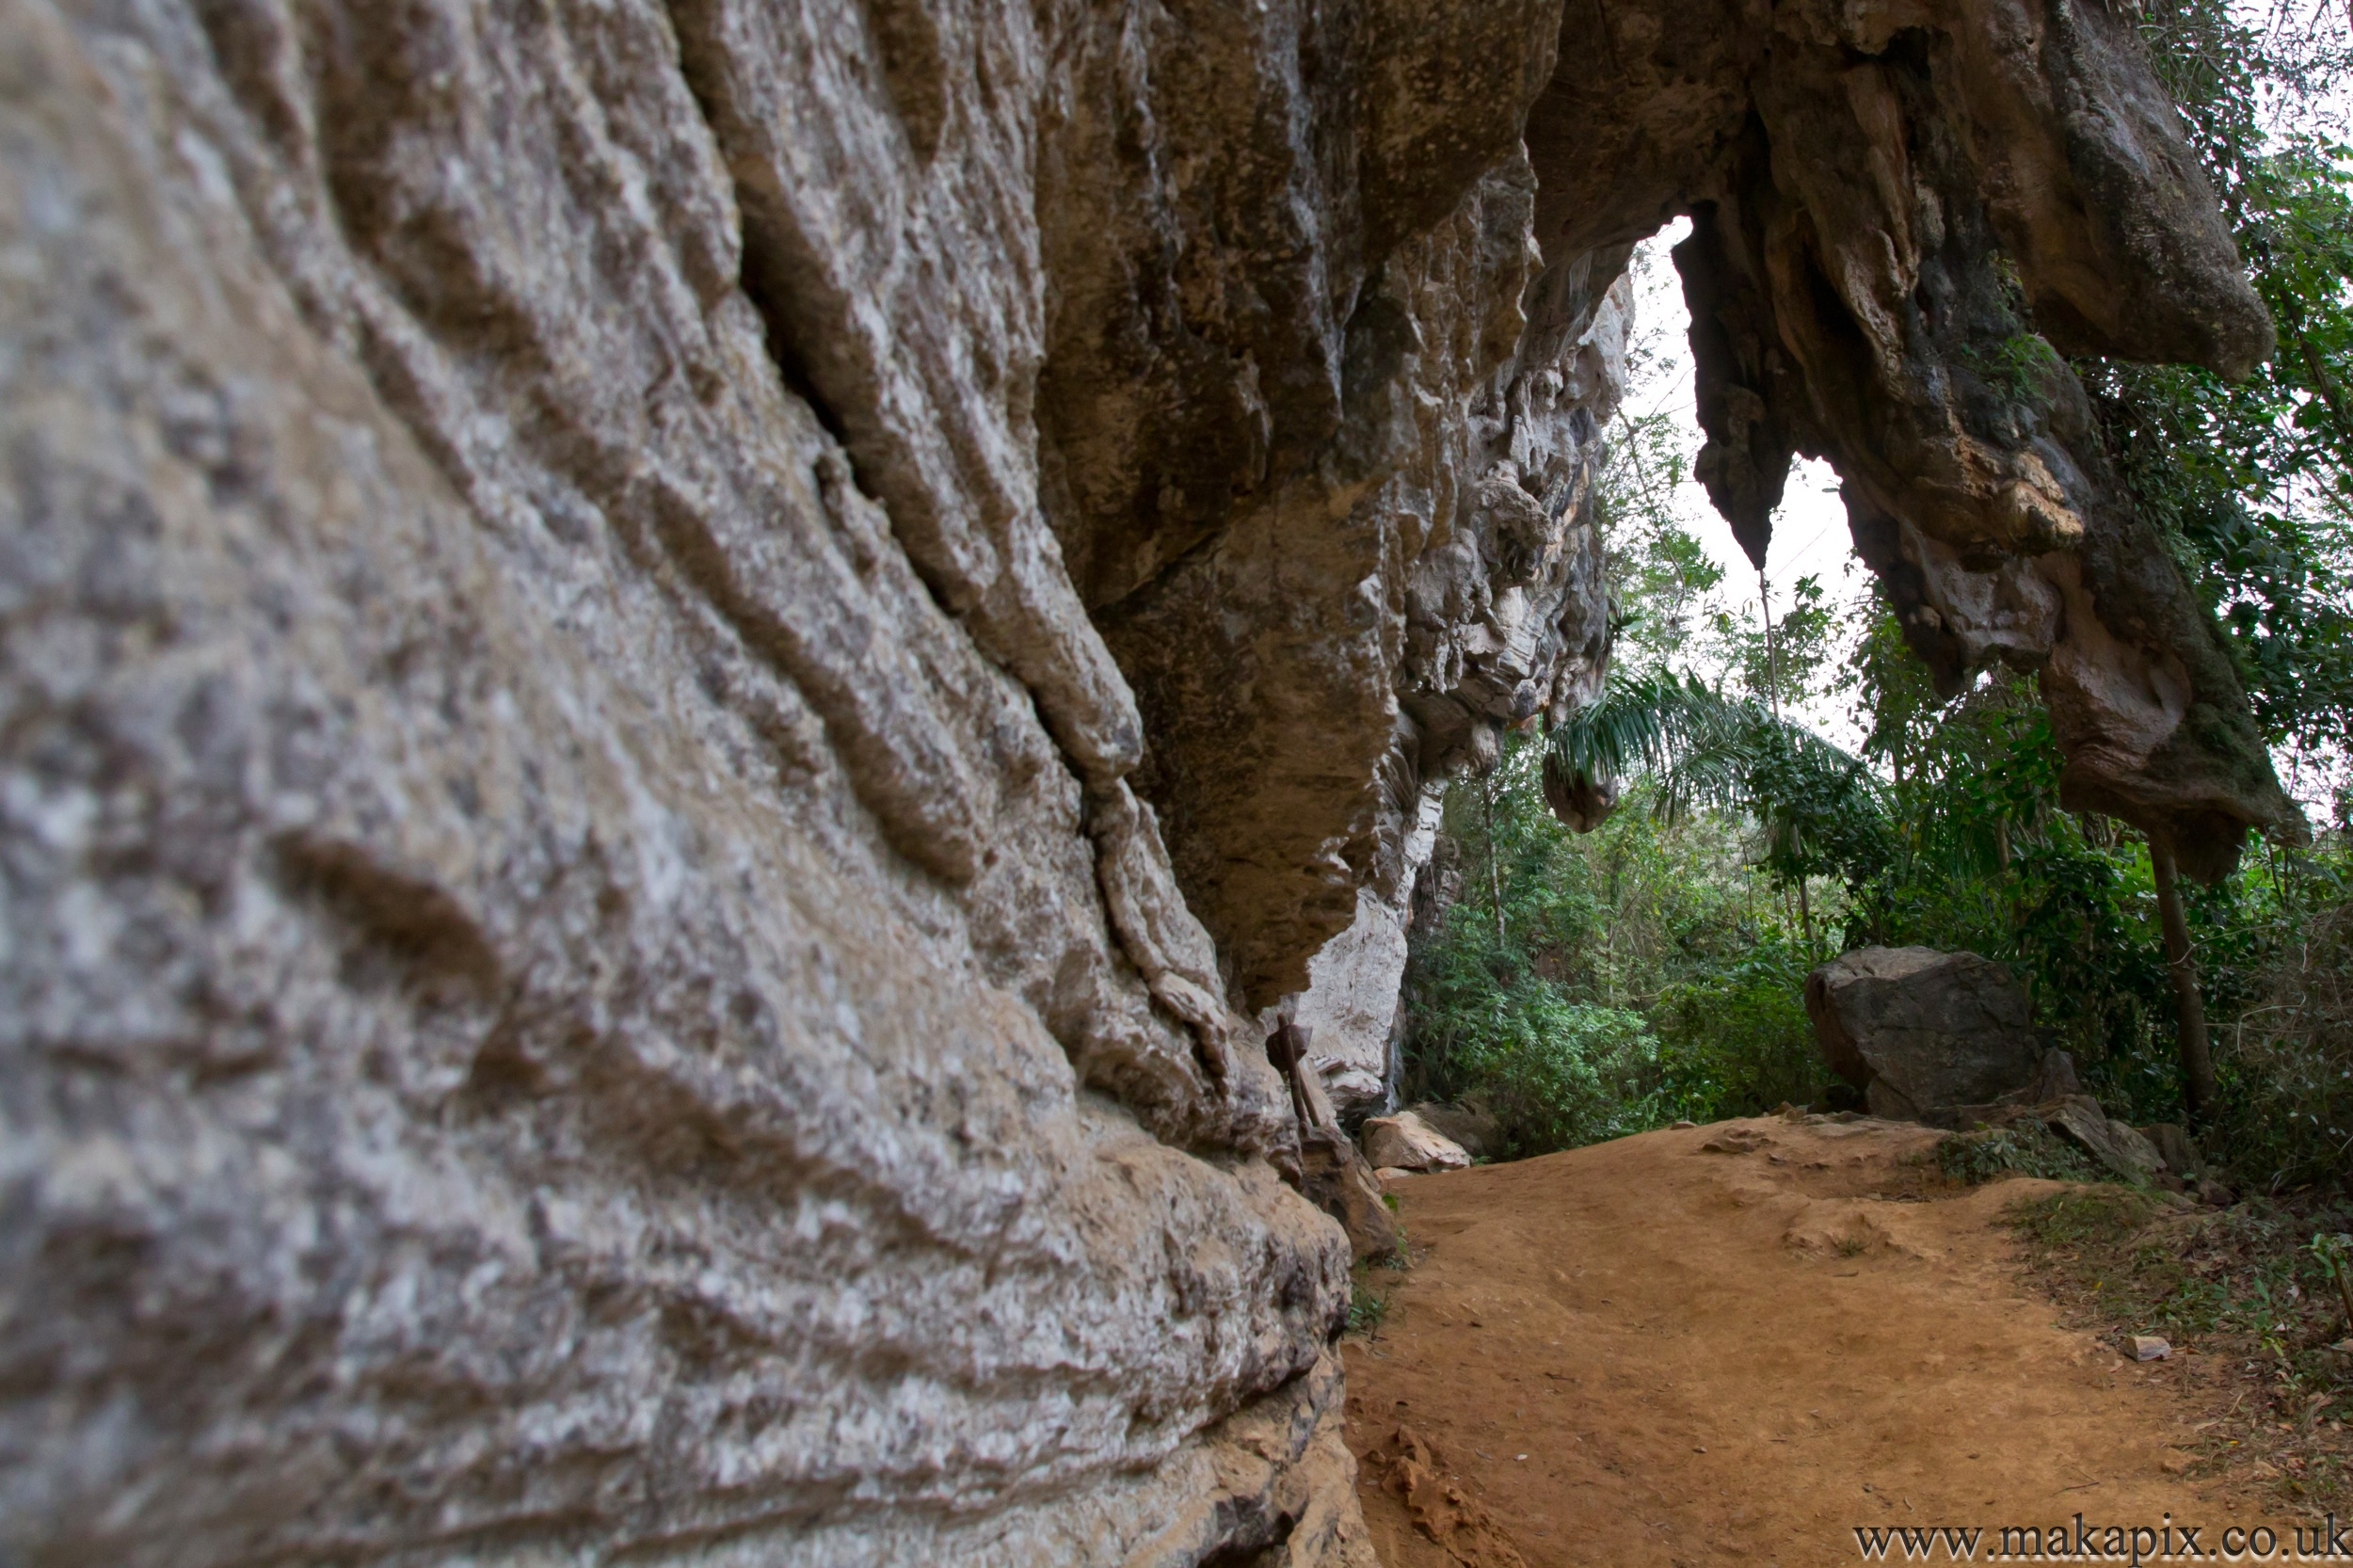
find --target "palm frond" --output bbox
[1545,670,1752,780]
[1545,668,1894,884]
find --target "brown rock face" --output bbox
[0,0,2292,1564]
[1653,0,2292,876]
[1044,0,1626,1004]
[1507,0,2293,878]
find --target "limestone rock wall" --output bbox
[0,0,2296,1564]
[1284,790,1449,1120]
[0,0,1351,1561]
[1062,46,1629,1008]
[1273,252,1628,1117]
[3,0,1604,1559]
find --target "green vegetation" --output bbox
[1937,1125,2105,1188]
[1346,1253,1410,1339]
[1400,753,1839,1154]
[2010,1188,2353,1508]
[1400,0,2353,1190]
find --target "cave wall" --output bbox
[2,0,1589,1559]
[0,0,2294,1564]
[1,0,1350,1561]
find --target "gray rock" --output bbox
[1952,1049,2086,1129]
[2045,1097,2167,1181]
[2140,1123,2207,1180]
[0,0,2294,1560]
[1807,948,2041,1123]
[1406,1102,1505,1161]
[1298,1137,1404,1265]
[2030,1048,2089,1102]
[1361,1113,1475,1174]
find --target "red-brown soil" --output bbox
[1343,1115,2251,1567]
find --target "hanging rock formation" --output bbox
[0,1,2291,1565]
[1655,0,2297,876]
[1289,0,2300,1121]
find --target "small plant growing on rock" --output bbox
[1936,1124,2105,1186]
[1959,331,2064,411]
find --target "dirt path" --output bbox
[1343,1115,2244,1567]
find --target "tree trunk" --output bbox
[1483,772,1507,950]
[2151,840,2217,1117]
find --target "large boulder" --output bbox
[1361,1112,1475,1174]
[2140,1123,2207,1181]
[1404,1101,1503,1161]
[1298,1137,1405,1263]
[1805,948,2041,1124]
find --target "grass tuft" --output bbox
[2010,1188,2353,1510]
[2009,1187,2156,1247]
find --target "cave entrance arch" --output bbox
[1520,0,2294,879]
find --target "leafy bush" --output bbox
[1444,992,1661,1159]
[1408,921,1665,1159]
[1653,949,1837,1123]
[2206,889,2353,1190]
[1401,746,1811,1160]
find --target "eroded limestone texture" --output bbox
[0,0,1346,1561]
[0,0,2295,1562]
[1652,0,2295,875]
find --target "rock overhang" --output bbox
[1510,0,2295,878]
[0,1,2310,1563]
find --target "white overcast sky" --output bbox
[1617,217,1870,741]
[1624,218,1861,625]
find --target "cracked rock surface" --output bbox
[1652,0,2296,873]
[0,0,2292,1562]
